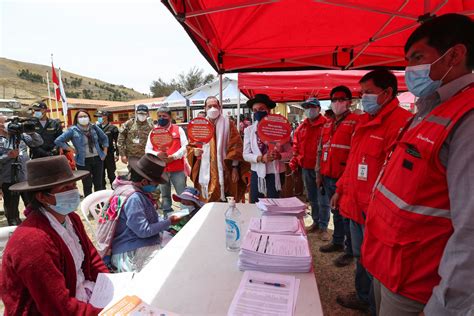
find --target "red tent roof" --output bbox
[162,0,473,73]
[238,70,408,101]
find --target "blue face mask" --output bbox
[48,189,81,215]
[405,48,453,97]
[97,117,104,124]
[142,184,157,193]
[253,111,268,122]
[158,118,169,127]
[34,111,43,119]
[361,94,382,115]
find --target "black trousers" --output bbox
[2,182,30,225]
[77,156,104,197]
[102,153,117,188]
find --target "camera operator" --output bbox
[0,115,43,225]
[29,101,63,159]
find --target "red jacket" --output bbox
[362,86,474,304]
[319,112,361,179]
[336,98,412,224]
[291,115,326,169]
[1,211,108,315]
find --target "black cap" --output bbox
[136,104,149,114]
[32,102,47,110]
[246,94,276,109]
[94,110,110,117]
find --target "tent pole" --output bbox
[219,74,223,111]
[237,87,241,128]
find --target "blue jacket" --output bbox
[55,124,109,166]
[112,192,171,254]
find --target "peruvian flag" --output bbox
[51,63,61,101]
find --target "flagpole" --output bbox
[58,68,68,128]
[51,54,60,120]
[46,71,52,114]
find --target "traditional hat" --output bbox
[9,156,89,192]
[246,94,276,109]
[172,187,204,207]
[128,154,168,184]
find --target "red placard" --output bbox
[257,114,292,150]
[149,127,173,151]
[187,117,215,144]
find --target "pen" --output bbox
[264,236,269,253]
[255,235,263,252]
[249,279,286,287]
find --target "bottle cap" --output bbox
[226,196,236,205]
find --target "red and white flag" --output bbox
[51,63,61,101]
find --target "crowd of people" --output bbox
[0,13,473,316]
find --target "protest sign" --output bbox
[150,127,173,152]
[188,117,215,144]
[257,114,292,150]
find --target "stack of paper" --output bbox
[238,231,312,273]
[248,216,304,235]
[228,271,300,316]
[256,197,307,217]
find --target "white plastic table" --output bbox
[127,202,323,316]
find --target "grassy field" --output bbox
[0,57,147,102]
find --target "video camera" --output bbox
[6,117,37,135]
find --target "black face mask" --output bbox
[253,111,268,121]
[158,118,170,127]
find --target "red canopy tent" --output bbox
[238,70,408,101]
[162,0,473,73]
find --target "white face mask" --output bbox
[137,114,147,122]
[77,117,90,125]
[331,101,348,115]
[304,107,320,119]
[207,107,220,120]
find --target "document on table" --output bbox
[257,197,306,211]
[89,272,135,308]
[248,216,301,234]
[227,271,299,316]
[241,231,310,258]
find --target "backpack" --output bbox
[95,184,140,259]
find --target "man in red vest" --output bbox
[146,106,188,214]
[290,97,328,239]
[333,69,412,313]
[362,14,474,315]
[318,86,362,265]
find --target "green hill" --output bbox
[0,57,147,103]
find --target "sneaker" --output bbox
[336,292,369,312]
[319,243,344,253]
[320,230,331,241]
[334,253,354,267]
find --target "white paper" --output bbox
[248,216,300,234]
[89,272,135,308]
[173,209,190,217]
[241,232,310,258]
[228,271,297,316]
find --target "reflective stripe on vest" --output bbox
[377,183,451,219]
[425,115,451,127]
[331,144,351,150]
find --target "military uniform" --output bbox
[30,118,63,159]
[117,118,153,160]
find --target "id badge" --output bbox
[132,137,140,144]
[323,151,328,162]
[357,163,368,181]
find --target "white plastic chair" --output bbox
[0,226,17,261]
[80,190,113,232]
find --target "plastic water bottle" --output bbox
[225,196,241,251]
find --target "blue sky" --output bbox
[1,0,220,93]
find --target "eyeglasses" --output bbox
[330,98,350,103]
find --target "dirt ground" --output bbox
[0,161,365,315]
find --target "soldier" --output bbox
[117,104,153,165]
[29,101,63,159]
[95,110,119,187]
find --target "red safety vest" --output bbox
[153,124,184,173]
[337,99,412,224]
[320,112,360,179]
[362,85,474,304]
